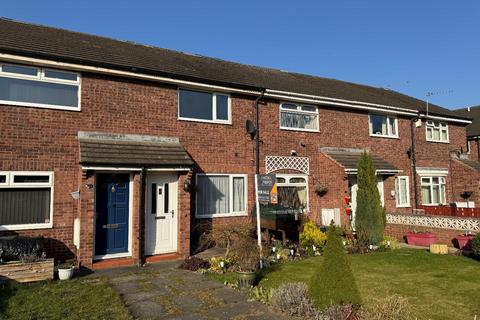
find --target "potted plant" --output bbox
[230,236,260,288]
[57,261,75,280]
[314,184,328,196]
[406,230,437,247]
[454,232,476,250]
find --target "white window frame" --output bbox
[0,171,54,230]
[275,174,310,212]
[395,176,410,208]
[425,120,449,143]
[279,102,319,132]
[420,176,447,206]
[467,140,471,154]
[0,63,81,111]
[195,173,248,218]
[178,88,232,125]
[369,113,399,138]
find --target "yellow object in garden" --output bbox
[270,184,278,204]
[430,244,448,255]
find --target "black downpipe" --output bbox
[410,119,419,209]
[139,167,147,265]
[477,137,480,161]
[255,89,266,175]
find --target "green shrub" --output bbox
[309,224,361,309]
[355,151,385,245]
[300,220,327,255]
[472,233,480,257]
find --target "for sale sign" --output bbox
[257,174,277,204]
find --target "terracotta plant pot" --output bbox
[454,234,475,250]
[236,271,256,288]
[406,232,437,247]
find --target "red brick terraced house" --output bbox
[0,18,478,269]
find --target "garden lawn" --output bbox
[259,249,480,320]
[0,277,131,320]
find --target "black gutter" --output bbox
[255,90,266,174]
[410,119,419,209]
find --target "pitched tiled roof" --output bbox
[454,106,480,137]
[458,158,480,171]
[78,132,193,168]
[0,18,469,121]
[320,147,399,172]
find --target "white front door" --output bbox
[348,175,385,230]
[146,173,178,255]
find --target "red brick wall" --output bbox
[0,71,470,264]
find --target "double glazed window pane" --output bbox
[179,89,213,120]
[0,77,78,108]
[216,94,229,120]
[197,175,245,215]
[2,64,38,76]
[232,177,245,212]
[44,69,78,81]
[0,188,51,225]
[281,112,318,130]
[371,114,396,136]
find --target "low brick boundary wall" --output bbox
[385,213,479,246]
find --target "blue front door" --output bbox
[95,174,130,256]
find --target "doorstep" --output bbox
[145,253,182,264]
[92,257,136,270]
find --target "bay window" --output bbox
[0,171,54,230]
[196,174,247,217]
[0,63,80,111]
[178,89,231,124]
[280,103,319,131]
[275,175,308,212]
[421,176,446,205]
[369,113,398,137]
[426,121,448,143]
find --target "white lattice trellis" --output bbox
[265,156,309,174]
[387,214,480,232]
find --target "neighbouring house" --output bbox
[0,18,478,269]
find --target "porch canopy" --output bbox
[320,147,400,174]
[78,131,194,170]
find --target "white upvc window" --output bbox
[280,102,319,132]
[0,171,54,230]
[369,113,398,138]
[178,89,231,124]
[196,174,247,218]
[0,63,81,111]
[421,176,447,205]
[426,120,449,143]
[275,174,309,212]
[395,176,410,207]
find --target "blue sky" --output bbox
[2,1,479,109]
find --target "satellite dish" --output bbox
[245,120,256,135]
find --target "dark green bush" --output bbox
[472,233,480,257]
[309,224,361,309]
[355,151,385,245]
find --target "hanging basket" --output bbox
[314,184,328,196]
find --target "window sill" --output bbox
[396,205,411,208]
[420,203,448,207]
[369,134,399,139]
[196,213,248,219]
[0,100,81,112]
[178,117,232,125]
[425,139,449,144]
[280,127,319,133]
[0,222,53,231]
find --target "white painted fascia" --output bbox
[418,113,472,125]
